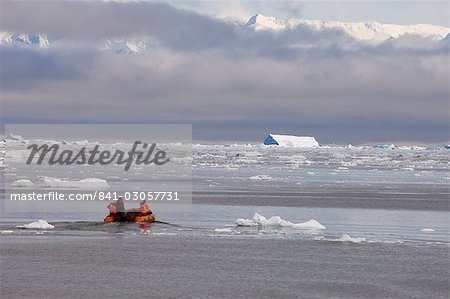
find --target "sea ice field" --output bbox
[0,136,449,298]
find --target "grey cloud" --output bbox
[1,47,448,143]
[0,47,96,90]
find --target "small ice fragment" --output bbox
[0,230,14,234]
[73,140,89,146]
[316,234,366,243]
[17,219,55,230]
[214,228,233,233]
[37,176,109,189]
[6,150,36,161]
[420,228,435,232]
[7,133,24,141]
[248,175,273,181]
[292,219,326,230]
[11,179,34,187]
[235,218,258,226]
[336,234,366,243]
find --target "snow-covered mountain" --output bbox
[1,14,448,53]
[0,32,49,48]
[0,32,153,54]
[244,14,450,43]
[100,39,154,54]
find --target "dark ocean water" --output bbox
[1,233,448,299]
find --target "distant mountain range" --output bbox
[1,14,448,54]
[244,14,449,42]
[0,32,50,48]
[0,31,154,54]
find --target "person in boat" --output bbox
[139,200,152,216]
[107,202,116,219]
[115,196,126,220]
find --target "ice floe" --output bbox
[248,175,273,181]
[315,234,366,243]
[373,144,395,149]
[0,230,14,234]
[7,133,25,142]
[5,149,35,161]
[37,176,110,189]
[420,228,435,232]
[17,219,55,230]
[214,228,234,233]
[11,179,35,187]
[235,213,326,229]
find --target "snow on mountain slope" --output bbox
[100,39,154,54]
[245,14,450,42]
[0,31,153,54]
[0,32,49,48]
[1,14,448,52]
[244,14,286,31]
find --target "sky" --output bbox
[0,1,449,144]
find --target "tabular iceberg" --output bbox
[263,134,319,147]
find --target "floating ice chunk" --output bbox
[248,175,273,181]
[73,140,89,146]
[214,228,234,233]
[7,133,24,141]
[171,156,193,164]
[341,161,357,167]
[152,232,176,236]
[292,219,326,229]
[235,218,257,226]
[336,234,366,243]
[11,179,35,187]
[235,213,326,229]
[420,228,435,232]
[316,234,366,243]
[0,230,14,234]
[38,176,110,189]
[5,150,36,161]
[425,145,442,151]
[373,144,395,149]
[17,219,55,230]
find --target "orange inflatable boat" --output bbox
[104,213,155,223]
